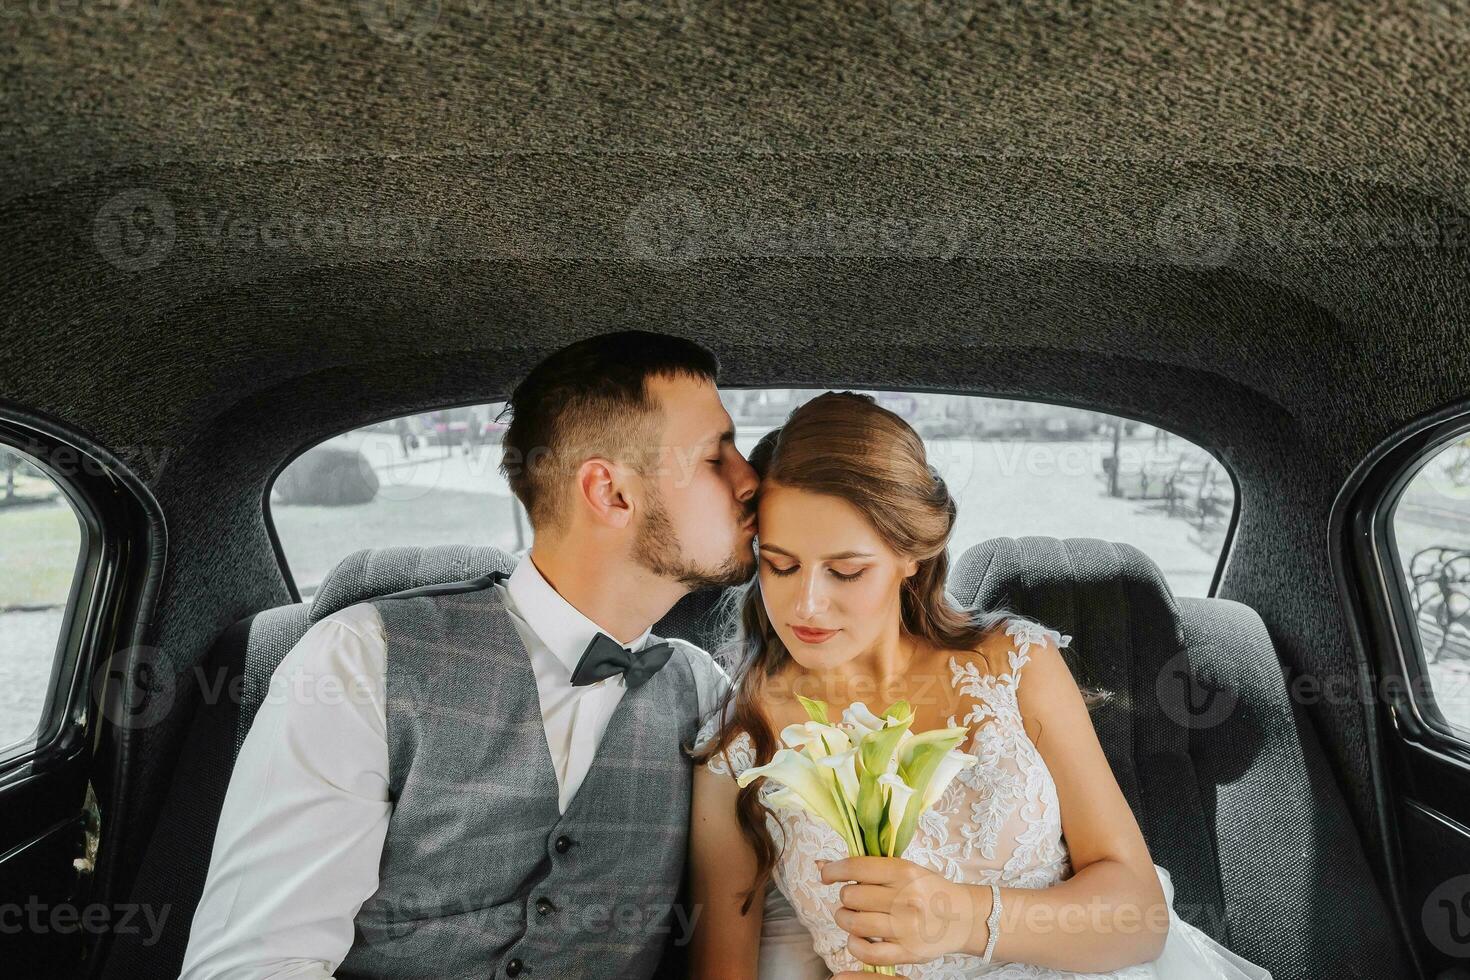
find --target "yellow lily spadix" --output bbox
[733,696,979,975]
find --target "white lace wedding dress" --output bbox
[697,618,1274,979]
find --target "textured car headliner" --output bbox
[3,0,1468,937]
[2,0,1468,456]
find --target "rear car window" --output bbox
[269,391,1235,599]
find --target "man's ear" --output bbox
[576,457,635,529]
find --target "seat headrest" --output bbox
[949,535,1184,660]
[310,545,520,621]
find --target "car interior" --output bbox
[3,3,1470,979]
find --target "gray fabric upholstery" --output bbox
[231,604,314,762]
[949,536,1412,980]
[112,538,1412,980]
[309,544,521,622]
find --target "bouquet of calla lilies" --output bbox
[735,696,979,975]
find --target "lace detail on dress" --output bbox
[944,618,1075,890]
[706,618,1127,977]
[695,710,753,779]
[699,619,1273,979]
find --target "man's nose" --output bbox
[731,451,759,504]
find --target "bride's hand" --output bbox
[818,856,985,974]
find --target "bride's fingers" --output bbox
[837,883,891,911]
[833,905,892,938]
[846,933,910,967]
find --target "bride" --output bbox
[687,392,1272,979]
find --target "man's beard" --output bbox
[633,491,756,591]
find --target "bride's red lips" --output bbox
[790,625,839,643]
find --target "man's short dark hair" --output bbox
[498,331,720,531]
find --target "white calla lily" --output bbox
[917,747,979,812]
[877,772,916,855]
[736,748,853,846]
[818,747,861,805]
[766,785,805,813]
[779,721,852,759]
[841,702,890,737]
[897,726,973,765]
[742,694,979,903]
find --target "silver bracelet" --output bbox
[980,883,1002,964]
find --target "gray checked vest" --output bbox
[334,571,705,980]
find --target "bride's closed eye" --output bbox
[761,558,866,582]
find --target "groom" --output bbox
[180,331,759,979]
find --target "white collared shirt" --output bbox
[178,558,729,980]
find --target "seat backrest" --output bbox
[232,546,734,759]
[949,536,1412,980]
[104,545,738,979]
[115,538,1414,980]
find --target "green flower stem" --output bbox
[857,824,899,974]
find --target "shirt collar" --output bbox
[504,555,655,677]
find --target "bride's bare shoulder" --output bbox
[936,617,1015,679]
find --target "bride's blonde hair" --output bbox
[688,391,1080,913]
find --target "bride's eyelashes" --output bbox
[761,558,866,582]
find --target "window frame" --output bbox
[0,439,93,771]
[0,405,165,976]
[1351,404,1470,757]
[0,415,147,784]
[263,387,1240,601]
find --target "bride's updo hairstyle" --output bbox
[691,391,1033,912]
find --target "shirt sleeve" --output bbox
[178,604,392,980]
[672,637,732,724]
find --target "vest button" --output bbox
[554,835,573,853]
[536,897,555,916]
[506,958,524,976]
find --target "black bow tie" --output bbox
[569,632,674,689]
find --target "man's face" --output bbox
[631,374,759,590]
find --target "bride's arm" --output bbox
[689,764,765,980]
[993,628,1170,970]
[821,631,1169,976]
